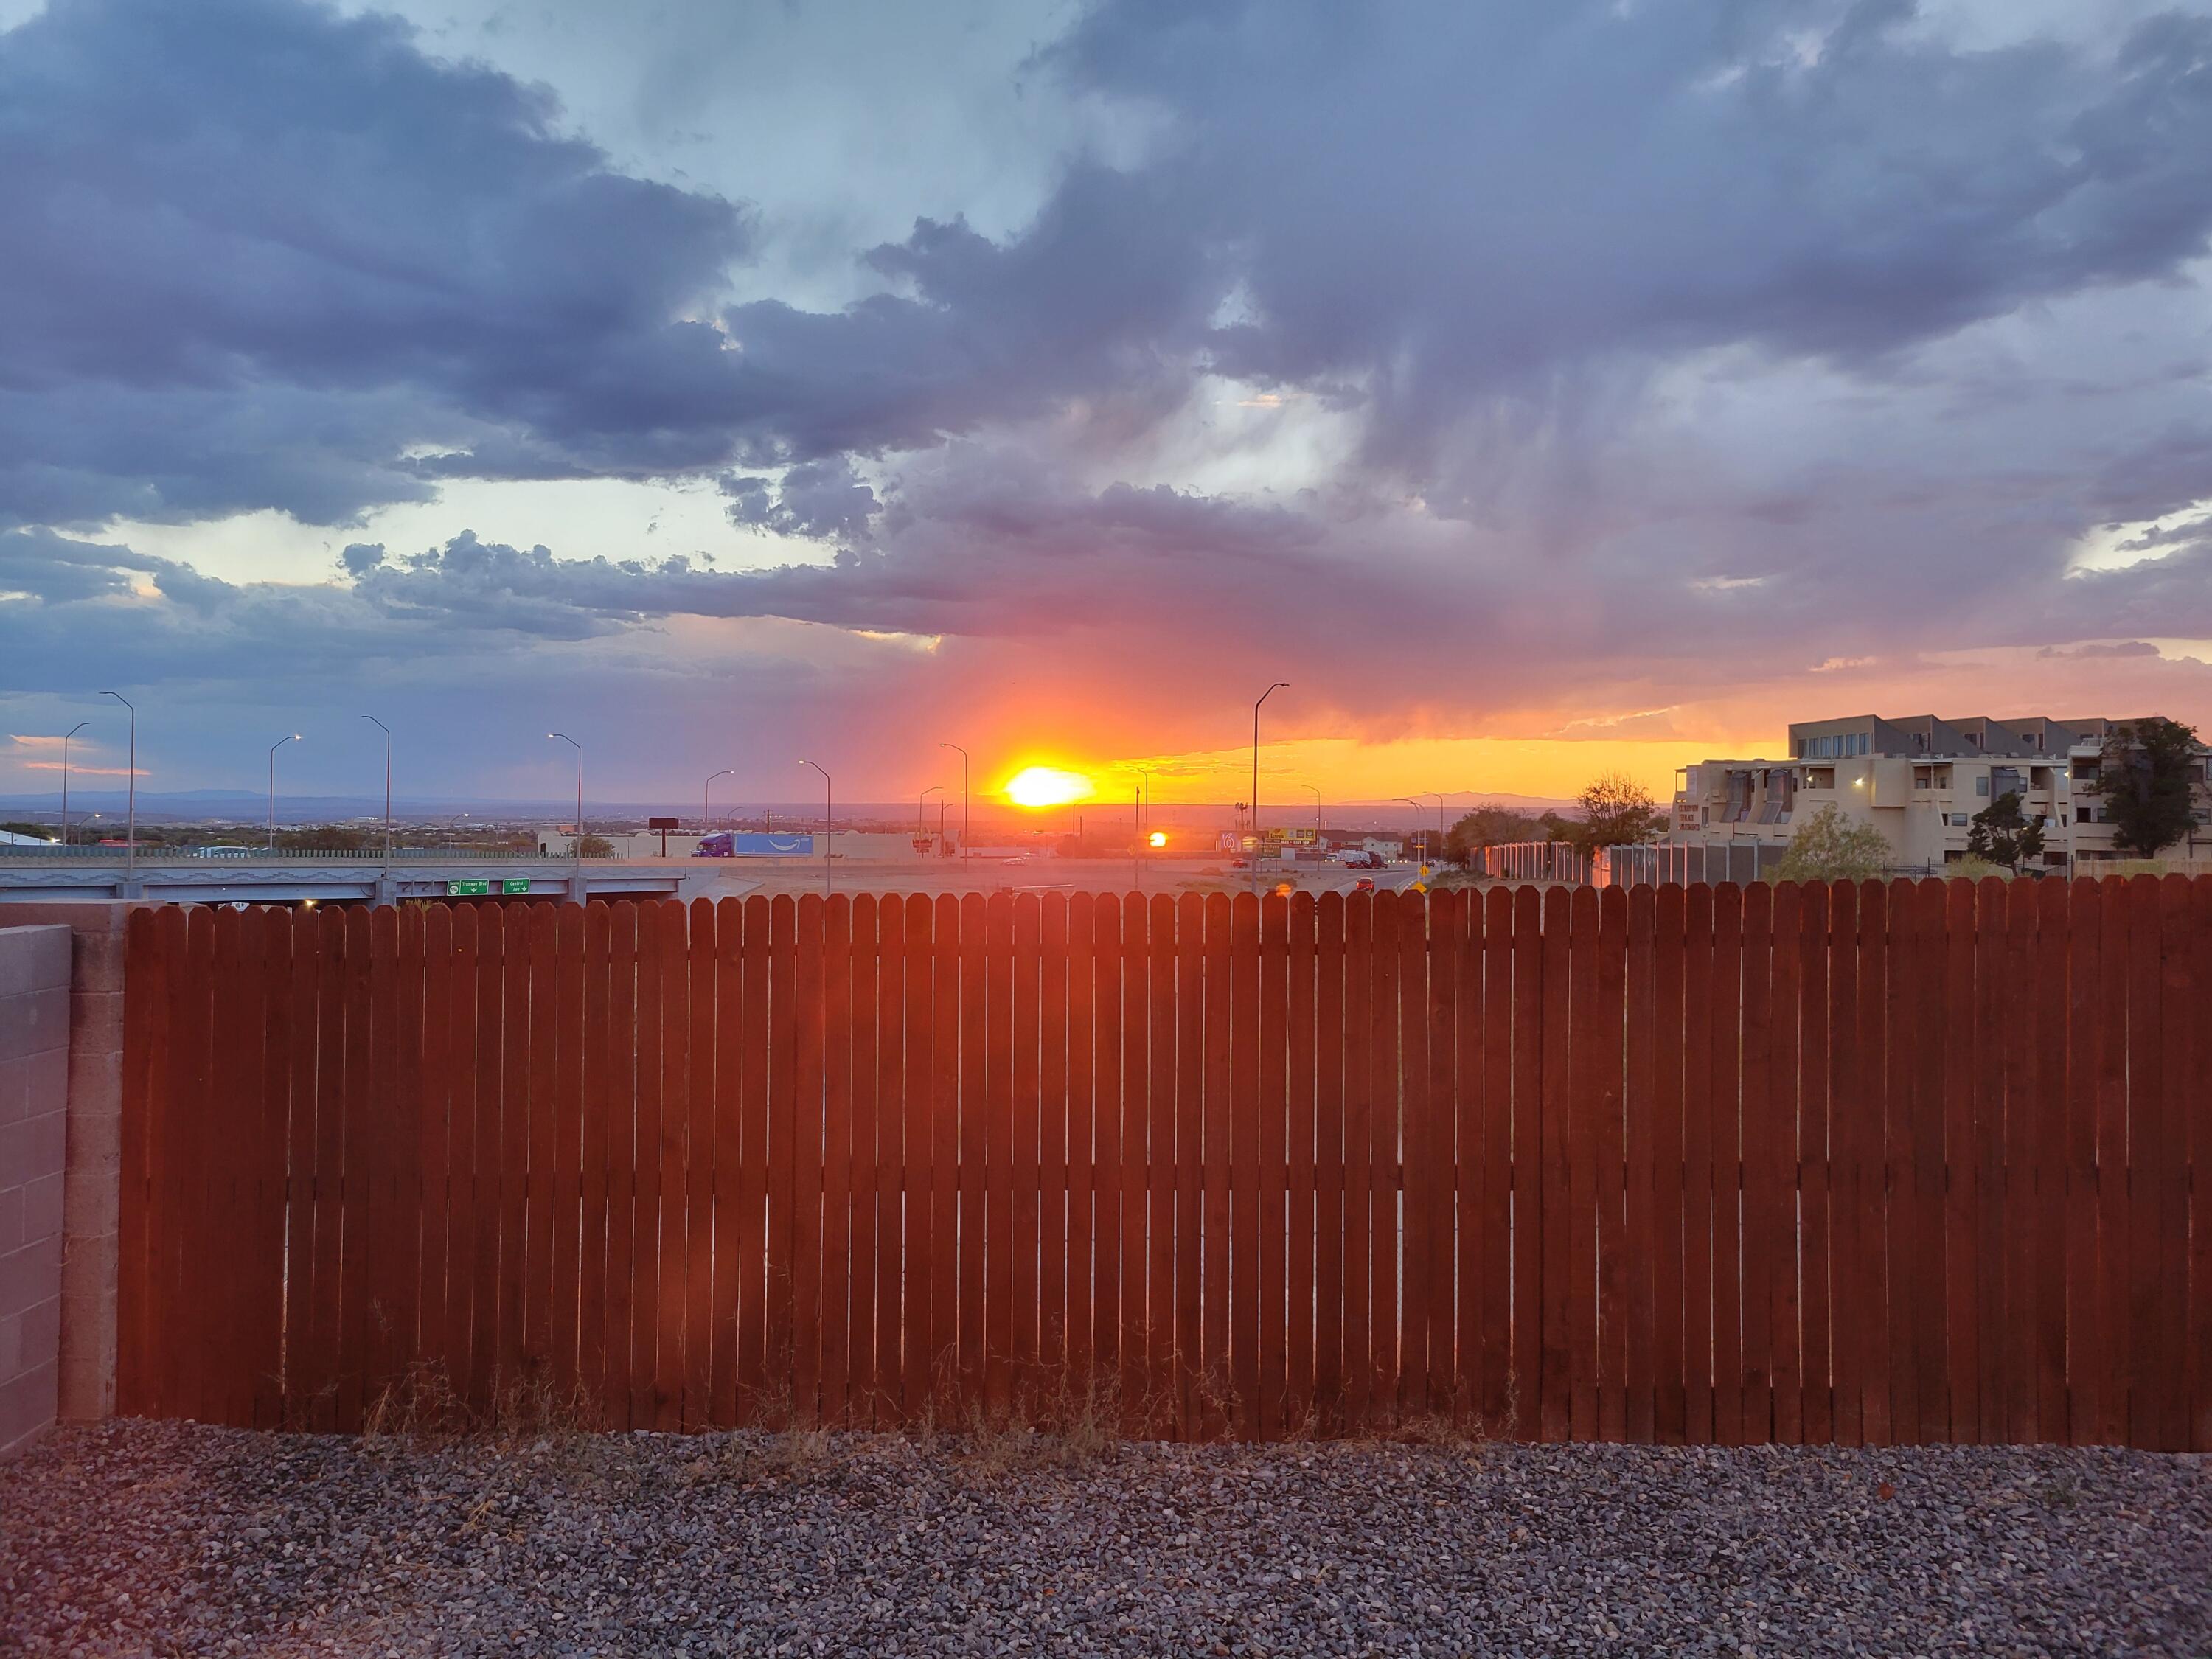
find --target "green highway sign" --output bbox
[446,879,490,897]
[501,878,530,894]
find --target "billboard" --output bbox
[696,832,817,858]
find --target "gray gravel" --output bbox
[3,1420,2207,1657]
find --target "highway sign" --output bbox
[501,878,530,894]
[447,879,491,896]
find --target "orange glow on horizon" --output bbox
[1002,765,1096,808]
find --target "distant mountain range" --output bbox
[0,786,1578,829]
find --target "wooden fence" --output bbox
[118,879,2210,1447]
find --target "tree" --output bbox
[2096,716,2202,858]
[1966,790,2044,874]
[1774,804,1891,882]
[1571,772,1663,852]
[575,833,614,858]
[1442,805,1542,866]
[275,824,373,852]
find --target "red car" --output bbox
[1353,876,1376,893]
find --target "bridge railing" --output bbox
[0,846,594,863]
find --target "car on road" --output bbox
[1353,876,1376,893]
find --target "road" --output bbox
[0,850,1432,906]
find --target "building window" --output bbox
[2076,806,2092,824]
[1975,776,1990,797]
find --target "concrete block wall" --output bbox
[1,923,72,1459]
[0,901,139,1433]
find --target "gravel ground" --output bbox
[2,1420,2207,1658]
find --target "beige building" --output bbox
[1673,714,2212,872]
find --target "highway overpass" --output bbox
[0,849,740,907]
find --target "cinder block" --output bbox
[21,1172,62,1243]
[0,1110,66,1189]
[0,928,69,998]
[69,922,125,995]
[0,987,68,1062]
[0,1234,63,1319]
[16,1293,59,1368]
[0,1187,20,1253]
[0,1357,58,1460]
[58,1352,113,1422]
[62,1167,118,1239]
[63,1047,118,1123]
[0,906,135,998]
[67,990,123,1057]
[66,1107,119,1175]
[0,1055,26,1127]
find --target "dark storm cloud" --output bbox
[1075,0,2212,448]
[0,0,754,527]
[13,0,2212,524]
[720,459,883,543]
[0,527,165,602]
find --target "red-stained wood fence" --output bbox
[116,880,2212,1447]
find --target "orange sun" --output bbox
[1002,765,1096,808]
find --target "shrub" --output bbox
[1774,804,1890,882]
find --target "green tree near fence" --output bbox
[1565,773,1662,853]
[2096,717,2201,858]
[1775,803,1890,881]
[1443,806,1542,866]
[1966,790,2043,874]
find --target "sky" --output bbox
[7,0,2212,813]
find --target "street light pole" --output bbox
[920,784,943,845]
[800,759,831,894]
[1251,681,1288,892]
[100,692,135,883]
[1303,783,1323,835]
[268,733,301,850]
[58,721,87,847]
[1397,796,1432,869]
[361,715,392,860]
[941,743,970,868]
[1133,785,1142,891]
[549,733,582,860]
[705,767,734,833]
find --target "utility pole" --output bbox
[800,759,831,894]
[1251,681,1288,893]
[268,733,301,850]
[942,743,970,869]
[100,692,136,885]
[58,721,87,846]
[361,714,392,861]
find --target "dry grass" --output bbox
[959,1377,1127,1475]
[362,1361,597,1447]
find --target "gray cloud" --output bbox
[0,0,754,527]
[720,459,882,543]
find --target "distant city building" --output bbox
[1672,714,2212,871]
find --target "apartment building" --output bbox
[1672,714,2212,871]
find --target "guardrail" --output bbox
[0,846,600,863]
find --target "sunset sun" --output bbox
[1002,765,1096,809]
